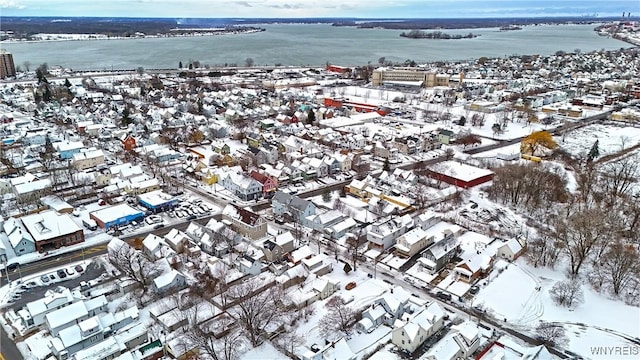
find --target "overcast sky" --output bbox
[0,0,636,18]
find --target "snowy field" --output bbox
[472,259,640,359]
[556,123,640,157]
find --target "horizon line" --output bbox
[0,15,636,20]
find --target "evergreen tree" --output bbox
[64,78,72,88]
[322,190,331,203]
[307,109,316,124]
[383,158,391,171]
[179,61,183,69]
[36,68,48,84]
[43,86,52,102]
[121,108,131,127]
[587,140,600,162]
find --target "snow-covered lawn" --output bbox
[241,342,288,360]
[472,259,640,358]
[556,123,640,157]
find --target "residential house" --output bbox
[326,217,358,240]
[374,287,412,326]
[72,323,149,360]
[423,320,481,360]
[438,129,454,144]
[164,228,192,253]
[303,157,328,178]
[13,178,52,201]
[121,134,137,151]
[3,217,36,255]
[333,153,352,172]
[249,170,278,197]
[308,210,345,232]
[391,302,447,354]
[221,171,263,201]
[45,296,108,336]
[262,231,295,262]
[18,287,80,329]
[72,149,105,170]
[496,237,526,261]
[301,338,356,360]
[142,233,172,261]
[153,270,187,294]
[53,141,85,159]
[395,227,434,258]
[454,252,493,283]
[393,136,419,154]
[49,307,139,359]
[311,277,340,301]
[366,215,413,251]
[476,337,552,360]
[221,204,267,240]
[238,251,264,275]
[357,303,388,334]
[271,191,317,227]
[420,236,461,274]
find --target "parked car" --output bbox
[345,282,357,290]
[40,275,51,284]
[469,285,480,295]
[153,223,165,229]
[57,270,67,279]
[75,265,84,273]
[436,291,452,301]
[187,214,197,220]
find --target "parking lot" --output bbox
[4,260,107,310]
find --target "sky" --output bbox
[0,0,637,18]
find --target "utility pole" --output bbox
[16,262,23,282]
[2,259,10,285]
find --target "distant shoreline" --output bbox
[1,27,265,44]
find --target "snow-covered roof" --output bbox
[153,269,183,290]
[90,204,143,224]
[21,210,82,242]
[429,161,494,182]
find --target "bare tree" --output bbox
[318,295,356,340]
[594,241,640,296]
[184,303,245,360]
[552,206,609,277]
[274,327,305,356]
[226,278,289,347]
[599,157,638,203]
[107,238,160,295]
[526,231,562,268]
[549,280,584,308]
[535,322,568,347]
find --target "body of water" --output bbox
[0,23,631,70]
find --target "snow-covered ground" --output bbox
[556,123,640,157]
[472,259,640,359]
[241,342,288,360]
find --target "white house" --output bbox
[391,302,447,354]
